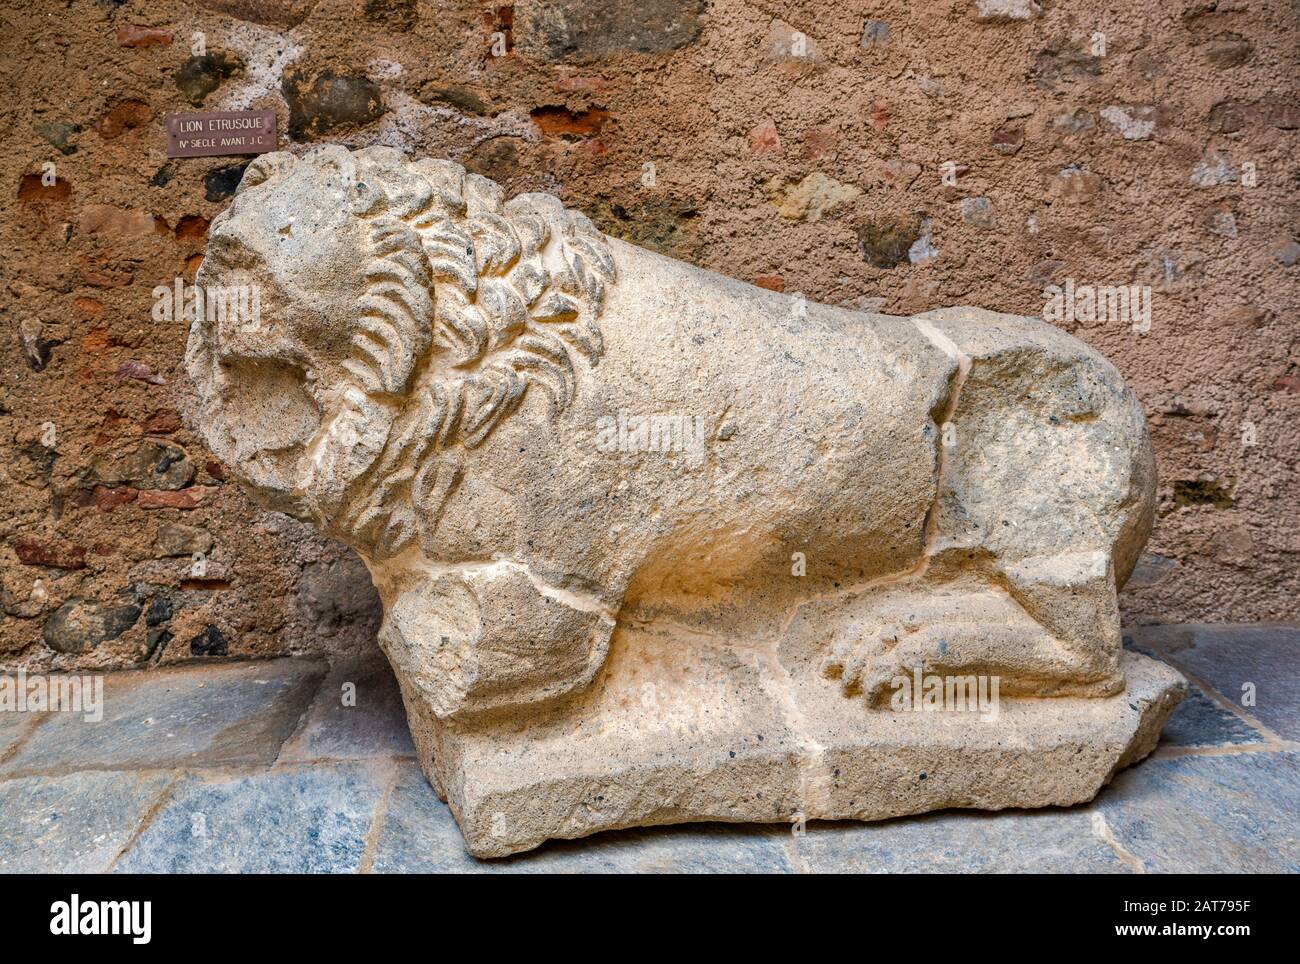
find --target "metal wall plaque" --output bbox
[166,109,277,158]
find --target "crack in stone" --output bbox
[1090,810,1146,873]
[757,637,832,823]
[373,548,618,622]
[912,316,972,558]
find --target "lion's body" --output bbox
[183,147,1181,857]
[188,145,1155,724]
[433,240,954,614]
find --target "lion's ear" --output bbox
[235,152,297,194]
[300,144,375,207]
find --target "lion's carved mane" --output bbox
[234,146,615,560]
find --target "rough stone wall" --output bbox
[2,0,1297,671]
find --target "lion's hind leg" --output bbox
[853,306,1157,706]
[821,559,1124,707]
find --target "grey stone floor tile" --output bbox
[1131,624,1300,740]
[1126,634,1266,747]
[792,808,1130,873]
[1,658,326,777]
[113,763,386,873]
[1095,750,1300,873]
[0,770,174,873]
[1,710,43,759]
[372,762,796,873]
[278,652,415,761]
[1157,686,1265,748]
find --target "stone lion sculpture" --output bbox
[186,145,1184,857]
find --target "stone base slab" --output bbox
[408,627,1186,858]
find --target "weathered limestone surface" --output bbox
[186,146,1185,857]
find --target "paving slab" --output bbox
[1155,685,1266,748]
[792,808,1130,873]
[0,770,174,873]
[1,658,326,777]
[278,651,415,761]
[113,763,386,873]
[372,762,796,873]
[1094,750,1300,873]
[0,709,44,761]
[1125,636,1264,748]
[1131,624,1300,739]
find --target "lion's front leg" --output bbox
[377,560,616,722]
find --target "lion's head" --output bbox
[185,145,614,559]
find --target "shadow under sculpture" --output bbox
[185,146,1185,858]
